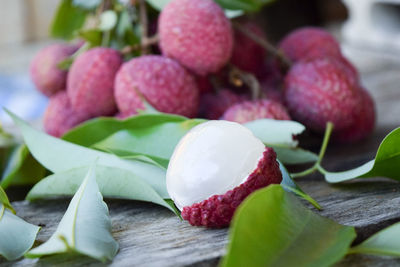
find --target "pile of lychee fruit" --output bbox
[30,0,375,143]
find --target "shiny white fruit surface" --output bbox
[166,120,265,211]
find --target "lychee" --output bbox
[114,55,199,117]
[231,21,267,76]
[334,88,375,143]
[284,58,360,133]
[199,89,247,120]
[167,120,282,227]
[67,47,122,117]
[222,99,291,124]
[195,75,213,94]
[279,27,341,63]
[43,91,92,137]
[158,0,233,75]
[30,43,78,97]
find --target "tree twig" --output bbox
[139,0,150,54]
[229,64,261,100]
[233,22,292,71]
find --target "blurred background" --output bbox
[0,0,399,124]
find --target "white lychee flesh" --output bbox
[166,120,265,211]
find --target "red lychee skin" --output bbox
[199,89,247,120]
[67,47,122,117]
[159,0,233,75]
[115,55,199,117]
[43,91,92,137]
[195,75,213,94]
[222,99,291,124]
[30,44,78,97]
[334,88,376,143]
[279,27,342,63]
[284,58,360,133]
[181,147,282,228]
[231,21,267,76]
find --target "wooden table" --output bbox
[2,46,400,266]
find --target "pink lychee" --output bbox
[167,121,282,228]
[158,0,233,75]
[231,21,267,76]
[199,89,247,120]
[30,43,78,97]
[284,57,360,133]
[114,55,199,117]
[222,99,291,124]
[279,27,342,63]
[67,47,122,117]
[43,91,92,137]
[334,88,376,143]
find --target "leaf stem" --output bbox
[228,64,261,100]
[290,122,334,178]
[232,22,292,71]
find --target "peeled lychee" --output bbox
[67,47,122,117]
[30,43,78,97]
[158,0,233,75]
[222,99,291,124]
[284,58,360,133]
[334,88,375,143]
[167,121,282,227]
[231,21,267,76]
[43,91,92,137]
[199,89,247,120]
[279,27,341,63]
[115,55,199,117]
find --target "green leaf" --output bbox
[99,10,118,31]
[324,127,400,183]
[244,119,306,148]
[221,185,356,267]
[50,0,88,40]
[72,0,101,10]
[215,0,275,12]
[92,119,205,160]
[274,147,319,165]
[1,145,46,189]
[350,222,400,257]
[26,163,119,262]
[78,29,102,47]
[224,9,244,18]
[0,186,14,213]
[6,110,168,198]
[146,0,171,11]
[0,204,40,261]
[26,165,176,214]
[279,161,321,210]
[63,113,187,147]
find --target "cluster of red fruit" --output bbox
[30,0,375,142]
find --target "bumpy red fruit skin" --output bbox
[67,47,122,117]
[115,55,199,117]
[279,27,341,62]
[30,44,78,97]
[199,89,247,120]
[43,92,92,137]
[181,147,282,228]
[222,99,291,124]
[334,88,375,143]
[231,21,267,76]
[284,58,360,133]
[159,0,233,75]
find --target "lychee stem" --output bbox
[229,64,261,100]
[139,0,150,54]
[291,122,334,178]
[121,35,159,55]
[232,22,292,71]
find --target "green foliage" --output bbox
[0,186,14,213]
[1,145,46,189]
[324,127,400,182]
[215,0,275,12]
[221,185,356,267]
[26,164,119,262]
[50,0,89,40]
[0,204,40,261]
